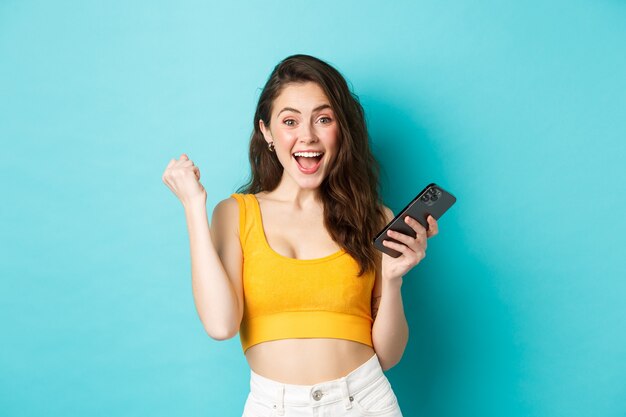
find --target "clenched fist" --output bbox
[162,153,206,207]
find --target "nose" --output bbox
[299,122,318,144]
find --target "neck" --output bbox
[269,174,323,210]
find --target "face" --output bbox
[259,81,339,189]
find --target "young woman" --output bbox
[162,54,439,417]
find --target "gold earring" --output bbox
[268,141,275,152]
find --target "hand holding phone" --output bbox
[373,183,456,258]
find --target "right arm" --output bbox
[162,153,243,341]
[184,197,244,340]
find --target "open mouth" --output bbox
[292,152,324,172]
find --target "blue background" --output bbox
[1,1,625,416]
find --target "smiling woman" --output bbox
[260,81,339,183]
[242,56,390,279]
[162,54,435,417]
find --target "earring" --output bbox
[268,141,275,152]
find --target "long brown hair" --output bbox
[236,54,387,277]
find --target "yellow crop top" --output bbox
[230,193,376,354]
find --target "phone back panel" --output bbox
[373,183,456,258]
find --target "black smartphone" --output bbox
[373,183,456,258]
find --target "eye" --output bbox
[283,119,296,126]
[319,117,332,124]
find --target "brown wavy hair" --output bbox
[235,54,387,277]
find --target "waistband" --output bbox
[249,352,384,412]
[240,311,374,353]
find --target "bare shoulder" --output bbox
[211,196,240,234]
[214,195,240,212]
[381,204,394,223]
[211,197,239,254]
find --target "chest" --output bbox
[257,201,342,260]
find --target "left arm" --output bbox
[371,206,439,371]
[371,267,408,371]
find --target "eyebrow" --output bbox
[277,104,333,116]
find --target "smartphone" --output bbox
[373,183,456,258]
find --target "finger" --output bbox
[382,239,410,255]
[166,158,176,169]
[385,229,417,248]
[383,239,425,265]
[426,215,439,238]
[180,153,189,161]
[180,160,194,167]
[192,166,200,180]
[405,216,428,239]
[388,229,426,253]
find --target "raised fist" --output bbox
[162,153,206,206]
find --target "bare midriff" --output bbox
[245,338,376,385]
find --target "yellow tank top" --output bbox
[230,193,375,354]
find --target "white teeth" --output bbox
[293,151,323,157]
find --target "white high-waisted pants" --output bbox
[242,352,403,417]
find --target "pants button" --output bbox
[312,389,323,401]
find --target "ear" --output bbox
[259,119,273,144]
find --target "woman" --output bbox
[162,54,439,417]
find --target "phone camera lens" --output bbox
[431,194,439,201]
[421,195,430,202]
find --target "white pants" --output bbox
[242,352,403,417]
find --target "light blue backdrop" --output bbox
[1,1,624,416]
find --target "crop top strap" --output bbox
[230,193,253,251]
